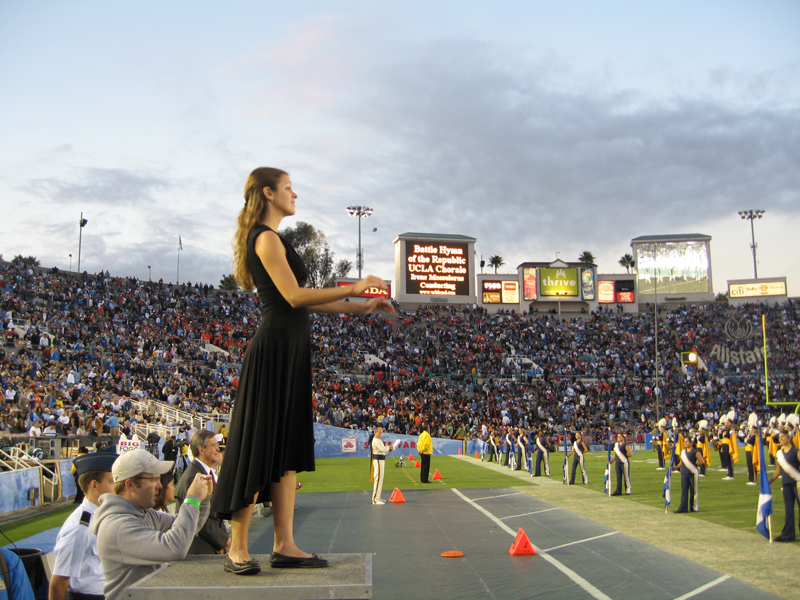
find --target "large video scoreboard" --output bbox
[405,240,470,296]
[394,233,476,304]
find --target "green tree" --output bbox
[618,253,635,273]
[280,222,342,288]
[219,274,238,291]
[578,251,595,264]
[488,255,505,273]
[12,255,40,267]
[334,259,352,279]
[715,291,729,302]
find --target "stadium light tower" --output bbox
[77,212,88,273]
[738,209,764,279]
[69,254,72,272]
[346,205,373,278]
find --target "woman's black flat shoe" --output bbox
[224,555,261,575]
[270,552,329,568]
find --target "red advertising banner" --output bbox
[337,281,391,298]
[616,291,635,303]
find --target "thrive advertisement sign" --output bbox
[540,268,579,297]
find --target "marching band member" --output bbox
[517,428,530,473]
[609,433,632,496]
[655,419,668,471]
[745,413,759,486]
[526,427,536,474]
[695,420,711,476]
[727,411,740,478]
[489,430,501,463]
[481,429,493,462]
[500,427,510,467]
[769,417,779,466]
[534,428,551,477]
[370,428,399,504]
[718,416,734,480]
[713,420,726,473]
[788,414,800,450]
[769,430,800,542]
[505,429,518,470]
[673,435,704,513]
[568,431,589,485]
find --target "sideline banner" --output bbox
[312,423,463,458]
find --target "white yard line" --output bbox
[452,488,613,600]
[500,507,561,520]
[469,491,526,502]
[672,575,730,600]
[541,532,619,552]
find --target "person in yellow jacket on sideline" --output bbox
[417,424,433,484]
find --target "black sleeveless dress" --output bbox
[211,225,315,518]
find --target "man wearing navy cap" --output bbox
[50,449,118,600]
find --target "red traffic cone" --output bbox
[509,528,536,556]
[408,454,415,462]
[415,461,421,468]
[432,469,443,480]
[389,488,406,503]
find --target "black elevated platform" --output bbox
[125,553,371,600]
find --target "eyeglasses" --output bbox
[203,442,221,449]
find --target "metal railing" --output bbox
[131,399,228,433]
[0,446,60,502]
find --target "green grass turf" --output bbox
[579,451,784,536]
[297,455,535,494]
[0,504,76,544]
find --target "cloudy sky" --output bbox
[2,1,798,296]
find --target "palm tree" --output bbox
[488,255,505,274]
[219,274,238,291]
[11,255,40,267]
[619,253,635,273]
[578,251,595,264]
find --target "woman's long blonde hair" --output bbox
[232,167,287,291]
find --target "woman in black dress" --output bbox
[213,167,393,574]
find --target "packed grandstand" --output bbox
[1,259,797,446]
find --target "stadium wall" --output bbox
[312,423,465,458]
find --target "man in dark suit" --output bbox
[176,430,230,554]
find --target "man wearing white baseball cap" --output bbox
[90,450,213,600]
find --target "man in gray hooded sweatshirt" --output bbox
[91,449,213,600]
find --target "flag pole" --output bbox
[768,515,773,543]
[763,315,773,543]
[177,235,182,284]
[608,429,612,497]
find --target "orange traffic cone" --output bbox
[415,461,421,468]
[432,469,443,480]
[389,488,406,503]
[475,450,480,459]
[408,454,415,462]
[509,528,536,556]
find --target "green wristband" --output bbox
[185,498,201,509]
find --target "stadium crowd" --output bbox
[1,259,797,448]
